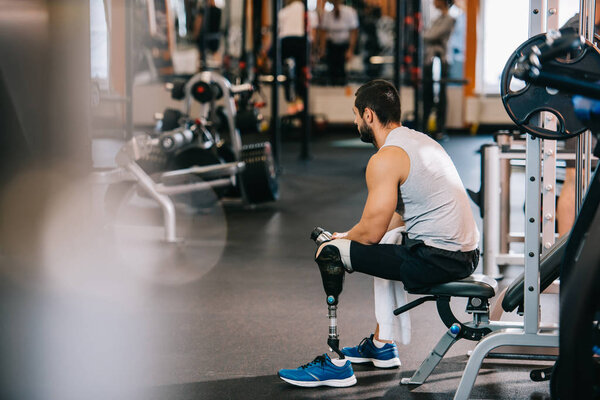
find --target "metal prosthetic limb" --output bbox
[311,228,346,359]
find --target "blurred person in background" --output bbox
[318,0,359,86]
[193,0,222,70]
[422,0,455,140]
[264,0,319,114]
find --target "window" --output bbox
[90,0,109,86]
[479,0,581,94]
[480,0,528,94]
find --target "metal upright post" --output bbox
[271,0,282,168]
[415,0,424,131]
[394,0,403,91]
[482,144,501,279]
[453,2,558,398]
[241,0,248,81]
[224,0,231,58]
[577,0,596,209]
[300,0,311,160]
[125,0,134,139]
[541,0,559,253]
[523,0,545,336]
[252,0,263,80]
[499,155,511,254]
[524,136,542,334]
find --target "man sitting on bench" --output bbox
[278,80,480,388]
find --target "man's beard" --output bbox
[358,122,375,144]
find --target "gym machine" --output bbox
[453,2,600,397]
[96,71,278,243]
[381,6,599,398]
[503,29,600,399]
[470,131,591,279]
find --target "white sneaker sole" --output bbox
[344,356,401,368]
[279,374,357,387]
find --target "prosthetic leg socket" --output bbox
[313,231,347,359]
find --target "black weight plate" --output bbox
[191,81,214,103]
[161,108,183,132]
[235,108,262,135]
[138,145,168,174]
[167,147,222,170]
[500,33,600,140]
[214,105,230,136]
[239,142,279,204]
[166,147,227,206]
[216,143,236,163]
[171,80,187,100]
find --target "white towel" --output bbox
[373,227,411,344]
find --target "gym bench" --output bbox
[394,274,499,386]
[396,235,565,387]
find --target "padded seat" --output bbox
[407,274,497,298]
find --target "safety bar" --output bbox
[92,168,136,184]
[393,296,437,315]
[160,161,245,180]
[155,178,233,196]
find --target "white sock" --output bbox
[373,338,391,348]
[331,357,348,367]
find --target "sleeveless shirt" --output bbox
[381,126,479,252]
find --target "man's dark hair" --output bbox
[354,80,401,126]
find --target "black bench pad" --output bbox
[502,234,567,312]
[407,274,497,298]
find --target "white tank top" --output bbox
[381,126,479,252]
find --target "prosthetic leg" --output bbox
[311,228,347,359]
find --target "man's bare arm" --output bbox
[334,212,403,239]
[387,212,405,231]
[344,147,408,244]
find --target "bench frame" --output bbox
[396,276,517,385]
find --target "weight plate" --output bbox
[161,108,183,132]
[166,147,227,207]
[500,32,600,140]
[239,142,279,204]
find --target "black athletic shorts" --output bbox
[350,233,479,291]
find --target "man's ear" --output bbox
[364,108,373,123]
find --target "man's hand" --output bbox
[332,231,348,239]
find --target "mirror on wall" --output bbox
[132,0,243,80]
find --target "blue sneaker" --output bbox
[278,353,357,387]
[341,334,401,368]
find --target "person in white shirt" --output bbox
[264,0,318,113]
[422,0,455,139]
[318,0,359,86]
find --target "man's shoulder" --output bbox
[370,146,408,168]
[367,147,409,184]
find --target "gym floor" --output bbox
[2,132,556,399]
